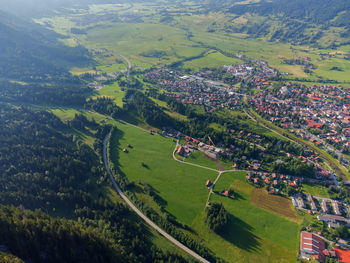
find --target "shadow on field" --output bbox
[219,213,261,252]
[110,128,129,182]
[232,192,245,201]
[212,191,245,201]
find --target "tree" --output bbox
[205,203,228,232]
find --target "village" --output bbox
[144,64,259,112]
[248,82,350,165]
[143,58,350,263]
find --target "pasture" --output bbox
[109,121,302,262]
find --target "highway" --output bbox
[103,133,210,263]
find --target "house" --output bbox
[300,231,326,262]
[308,195,317,211]
[297,197,305,209]
[177,146,185,156]
[254,178,260,184]
[334,248,350,263]
[333,201,342,216]
[317,215,350,228]
[321,200,328,213]
[206,180,213,188]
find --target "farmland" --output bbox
[36,2,350,84]
[108,120,302,262]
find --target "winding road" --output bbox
[103,133,210,263]
[117,53,132,81]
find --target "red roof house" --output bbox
[335,248,350,263]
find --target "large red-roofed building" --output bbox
[300,231,326,262]
[335,248,350,263]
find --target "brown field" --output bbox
[251,188,301,223]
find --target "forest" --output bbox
[0,10,91,81]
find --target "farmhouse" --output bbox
[177,146,185,156]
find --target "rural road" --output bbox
[103,133,210,263]
[117,53,132,80]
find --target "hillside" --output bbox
[0,10,91,81]
[225,0,350,47]
[0,205,189,263]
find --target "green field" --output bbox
[204,172,300,262]
[37,2,350,83]
[184,150,219,170]
[97,63,126,73]
[93,81,126,107]
[81,22,205,67]
[110,121,218,224]
[109,120,301,262]
[302,183,331,199]
[183,50,243,71]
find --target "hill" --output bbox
[224,0,350,47]
[0,10,91,81]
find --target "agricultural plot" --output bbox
[92,81,126,108]
[109,121,218,224]
[203,172,301,263]
[182,51,243,71]
[109,121,302,262]
[81,23,205,66]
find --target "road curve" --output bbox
[172,140,218,172]
[103,133,210,263]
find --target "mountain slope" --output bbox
[223,0,350,47]
[0,10,91,80]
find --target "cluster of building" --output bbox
[292,194,346,218]
[246,171,301,195]
[248,83,350,154]
[145,68,243,112]
[221,63,254,78]
[299,231,350,263]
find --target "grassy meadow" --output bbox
[108,120,302,262]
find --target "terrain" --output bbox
[1,0,350,263]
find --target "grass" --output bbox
[302,183,330,199]
[97,63,126,73]
[110,121,218,224]
[184,150,219,170]
[183,50,243,71]
[190,171,301,263]
[109,120,302,262]
[93,81,126,107]
[81,22,206,67]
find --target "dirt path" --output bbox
[204,155,224,171]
